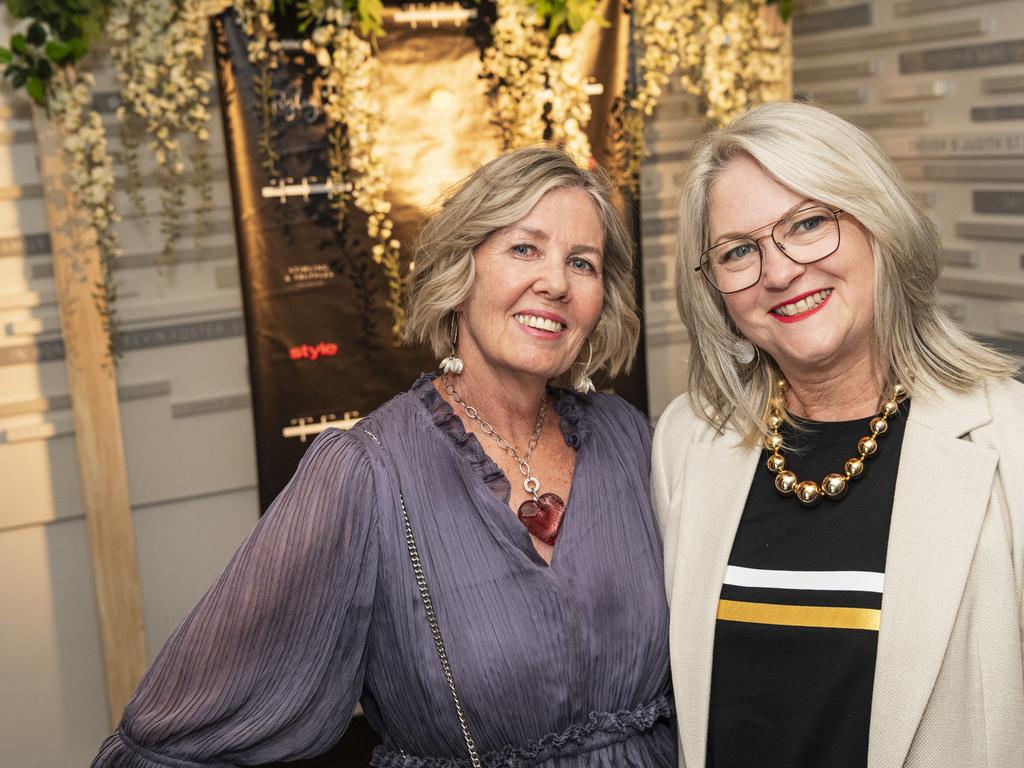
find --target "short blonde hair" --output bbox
[675,101,1018,443]
[405,146,640,385]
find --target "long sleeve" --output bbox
[93,428,379,767]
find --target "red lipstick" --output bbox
[770,289,833,324]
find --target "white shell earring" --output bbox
[573,340,596,393]
[439,313,464,375]
[733,338,757,366]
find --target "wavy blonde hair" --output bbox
[405,146,640,386]
[675,101,1018,444]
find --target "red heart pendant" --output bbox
[517,493,566,546]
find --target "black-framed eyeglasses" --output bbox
[695,206,844,294]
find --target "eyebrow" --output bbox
[504,226,604,258]
[711,198,817,246]
[505,226,549,241]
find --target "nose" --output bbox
[533,255,570,300]
[758,235,804,290]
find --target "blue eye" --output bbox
[568,256,595,273]
[792,215,826,234]
[511,243,536,257]
[716,242,757,265]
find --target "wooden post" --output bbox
[763,2,793,101]
[32,104,148,727]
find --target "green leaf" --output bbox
[26,22,45,46]
[548,9,566,37]
[77,12,104,47]
[0,47,11,64]
[566,6,585,31]
[45,40,70,62]
[12,69,26,88]
[11,34,26,56]
[765,0,794,21]
[357,0,385,38]
[25,76,44,105]
[68,38,87,59]
[36,58,51,79]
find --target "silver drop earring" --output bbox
[733,337,757,366]
[574,340,596,394]
[439,313,464,375]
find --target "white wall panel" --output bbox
[0,520,109,767]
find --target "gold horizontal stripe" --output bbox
[717,599,880,631]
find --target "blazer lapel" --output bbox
[668,436,759,767]
[868,387,997,768]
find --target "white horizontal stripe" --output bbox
[724,565,885,593]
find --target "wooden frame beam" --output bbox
[32,103,147,727]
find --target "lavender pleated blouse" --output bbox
[94,374,676,767]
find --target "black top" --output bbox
[707,401,910,768]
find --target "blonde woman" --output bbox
[654,101,1023,768]
[94,148,676,767]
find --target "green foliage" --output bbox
[0,0,109,105]
[352,0,383,38]
[531,0,608,38]
[765,0,794,21]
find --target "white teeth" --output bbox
[514,313,565,332]
[773,289,832,316]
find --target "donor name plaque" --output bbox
[880,132,1024,159]
[974,190,1024,215]
[901,39,1024,74]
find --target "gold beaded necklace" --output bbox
[765,380,907,507]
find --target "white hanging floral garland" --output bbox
[547,32,593,165]
[691,0,786,124]
[481,0,549,149]
[620,0,786,190]
[48,67,123,356]
[480,0,597,167]
[305,9,405,339]
[108,0,214,262]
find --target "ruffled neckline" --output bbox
[412,372,591,503]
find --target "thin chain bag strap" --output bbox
[361,428,483,768]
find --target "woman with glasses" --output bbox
[654,101,1023,768]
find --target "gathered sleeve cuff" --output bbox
[92,429,379,767]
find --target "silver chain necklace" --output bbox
[441,374,569,547]
[442,374,546,498]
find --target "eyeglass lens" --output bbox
[701,206,840,293]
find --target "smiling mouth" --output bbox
[514,313,566,332]
[770,288,833,318]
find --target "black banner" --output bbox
[213,1,645,514]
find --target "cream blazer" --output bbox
[651,378,1024,768]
